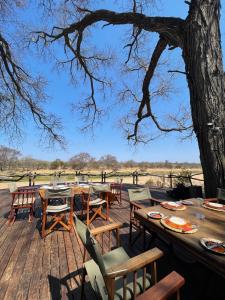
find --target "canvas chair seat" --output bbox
[46,204,70,212]
[89,198,106,206]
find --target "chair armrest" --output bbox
[130,201,143,209]
[90,222,122,236]
[136,271,185,300]
[151,198,162,204]
[204,197,218,202]
[106,247,163,278]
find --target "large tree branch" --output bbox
[34,9,185,131]
[36,9,185,48]
[127,36,192,142]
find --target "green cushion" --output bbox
[102,247,130,270]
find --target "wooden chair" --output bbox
[81,184,110,226]
[74,217,185,300]
[109,183,122,206]
[39,187,74,238]
[128,188,159,246]
[8,186,37,224]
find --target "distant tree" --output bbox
[99,155,118,170]
[123,160,137,169]
[50,159,65,170]
[69,152,95,170]
[0,145,21,171]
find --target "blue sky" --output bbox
[1,1,224,163]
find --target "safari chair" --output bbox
[81,184,110,226]
[128,188,160,246]
[8,185,37,224]
[109,183,122,206]
[39,187,74,238]
[74,217,185,300]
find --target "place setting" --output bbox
[202,201,225,212]
[200,238,225,255]
[160,201,187,211]
[160,216,198,234]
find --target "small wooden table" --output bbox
[134,199,225,279]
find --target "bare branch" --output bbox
[127,36,191,142]
[0,32,64,146]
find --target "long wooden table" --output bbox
[134,199,225,278]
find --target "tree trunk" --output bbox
[183,0,225,196]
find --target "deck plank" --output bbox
[0,221,28,299]
[39,234,51,300]
[3,220,37,300]
[15,224,42,300]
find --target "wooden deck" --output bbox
[0,187,225,300]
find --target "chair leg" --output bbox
[41,212,47,238]
[7,208,14,224]
[129,222,133,244]
[29,207,33,223]
[81,268,86,300]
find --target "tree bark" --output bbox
[183,0,225,196]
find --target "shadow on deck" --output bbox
[0,187,224,300]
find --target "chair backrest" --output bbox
[128,188,151,202]
[217,188,225,201]
[45,187,72,199]
[76,175,89,183]
[74,216,107,274]
[8,182,17,193]
[90,184,111,193]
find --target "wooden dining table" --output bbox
[134,198,225,279]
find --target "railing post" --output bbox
[28,172,32,187]
[104,172,107,183]
[169,172,173,188]
[132,172,135,185]
[101,170,104,183]
[136,171,138,185]
[33,172,36,186]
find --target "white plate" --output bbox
[182,200,193,205]
[41,185,51,189]
[147,211,165,219]
[169,216,187,226]
[162,201,180,207]
[207,202,223,208]
[200,238,225,255]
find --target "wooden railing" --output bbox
[0,170,204,188]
